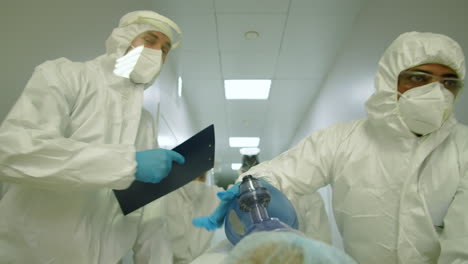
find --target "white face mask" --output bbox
[397,82,454,135]
[113,45,163,84]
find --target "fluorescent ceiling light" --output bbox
[178,76,183,97]
[231,163,242,170]
[229,137,260,147]
[240,147,261,155]
[224,79,271,99]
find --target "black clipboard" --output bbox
[114,125,215,215]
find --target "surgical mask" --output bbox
[113,45,163,84]
[397,82,454,135]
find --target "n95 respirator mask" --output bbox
[398,82,454,135]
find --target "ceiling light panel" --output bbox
[229,137,260,147]
[225,79,271,100]
[240,147,261,155]
[231,163,242,170]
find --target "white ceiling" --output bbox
[151,0,468,186]
[154,0,365,184]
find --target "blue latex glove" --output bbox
[135,148,185,183]
[192,183,240,231]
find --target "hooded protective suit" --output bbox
[240,32,468,264]
[157,181,223,264]
[289,191,332,244]
[0,11,180,263]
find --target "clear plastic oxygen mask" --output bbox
[225,175,299,245]
[238,175,270,222]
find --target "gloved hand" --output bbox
[135,148,185,183]
[192,183,241,231]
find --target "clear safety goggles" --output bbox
[398,70,463,92]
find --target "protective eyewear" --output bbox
[398,70,463,92]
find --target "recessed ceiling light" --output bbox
[178,76,183,97]
[225,79,271,100]
[231,163,242,170]
[240,147,261,155]
[229,137,260,147]
[244,31,260,40]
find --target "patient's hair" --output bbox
[225,231,357,264]
[234,241,304,264]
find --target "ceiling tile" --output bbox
[215,0,290,13]
[366,0,458,9]
[180,50,221,80]
[183,79,225,122]
[223,100,269,171]
[260,79,321,157]
[177,14,218,51]
[182,79,230,168]
[221,51,277,79]
[275,15,356,79]
[216,13,287,52]
[153,0,215,15]
[224,149,248,165]
[225,100,269,136]
[290,0,363,15]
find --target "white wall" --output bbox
[145,58,198,147]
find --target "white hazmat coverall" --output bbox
[0,11,178,263]
[290,191,332,244]
[155,181,223,264]
[240,32,468,264]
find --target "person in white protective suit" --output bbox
[0,10,186,263]
[195,32,468,264]
[159,173,224,264]
[291,191,332,244]
[121,173,223,264]
[241,32,468,263]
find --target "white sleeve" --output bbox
[134,109,157,151]
[133,198,174,264]
[238,124,345,199]
[290,191,332,244]
[0,182,4,200]
[0,62,136,190]
[438,171,468,263]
